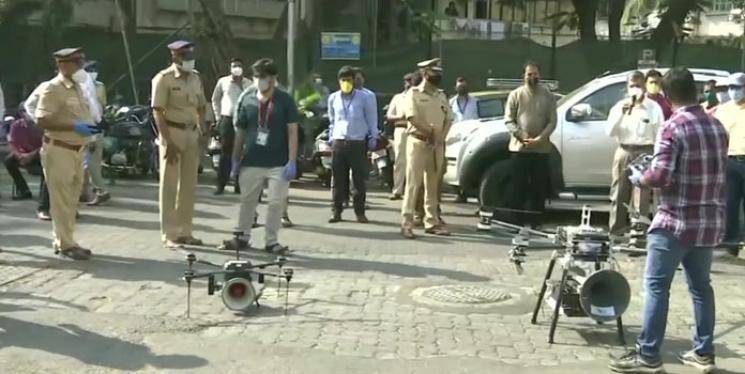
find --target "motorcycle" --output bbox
[101,105,157,177]
[312,128,333,187]
[369,134,394,190]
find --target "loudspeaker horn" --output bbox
[579,269,631,322]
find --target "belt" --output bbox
[729,155,745,162]
[409,133,430,142]
[394,122,408,128]
[166,120,197,130]
[620,144,653,150]
[43,135,83,152]
[333,139,365,144]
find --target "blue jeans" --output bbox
[637,229,715,359]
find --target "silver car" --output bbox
[445,68,730,211]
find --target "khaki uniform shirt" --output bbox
[35,74,93,146]
[151,64,207,126]
[715,101,745,156]
[504,84,557,153]
[403,82,453,142]
[386,91,408,127]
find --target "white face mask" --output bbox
[231,66,243,77]
[627,87,643,100]
[180,59,195,73]
[71,69,88,84]
[88,71,99,82]
[258,77,273,93]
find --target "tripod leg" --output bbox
[616,317,626,346]
[531,257,556,324]
[548,267,569,344]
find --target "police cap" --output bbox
[417,58,442,72]
[53,47,84,62]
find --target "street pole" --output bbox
[288,0,296,94]
[114,0,139,105]
[372,0,378,67]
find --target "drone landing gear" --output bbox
[531,253,626,345]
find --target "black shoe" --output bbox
[12,190,33,201]
[214,188,225,196]
[234,185,241,194]
[328,212,342,223]
[356,214,369,224]
[677,349,716,374]
[609,349,664,373]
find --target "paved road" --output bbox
[1,175,744,373]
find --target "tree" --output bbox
[651,0,709,48]
[572,0,599,41]
[608,0,626,43]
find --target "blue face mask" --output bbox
[729,87,745,103]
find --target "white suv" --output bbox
[444,68,730,211]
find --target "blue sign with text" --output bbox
[321,32,361,60]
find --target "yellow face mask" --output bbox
[340,80,354,94]
[646,81,661,95]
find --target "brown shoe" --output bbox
[175,236,204,246]
[401,227,416,239]
[425,226,451,236]
[413,217,424,228]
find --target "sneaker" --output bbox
[37,211,52,221]
[282,216,294,228]
[265,243,288,254]
[85,191,111,206]
[328,212,342,223]
[677,350,716,374]
[219,237,250,252]
[213,188,225,196]
[389,194,402,201]
[609,349,665,374]
[175,236,204,246]
[356,214,369,224]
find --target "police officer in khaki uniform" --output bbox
[401,58,453,239]
[35,47,100,260]
[151,40,208,249]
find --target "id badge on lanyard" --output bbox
[256,99,273,146]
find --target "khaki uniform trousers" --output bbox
[159,126,200,242]
[609,145,654,236]
[402,137,444,229]
[41,141,86,249]
[83,137,106,194]
[392,127,408,196]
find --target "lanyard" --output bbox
[341,92,356,119]
[258,98,274,128]
[457,97,469,114]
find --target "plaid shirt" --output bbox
[643,105,728,247]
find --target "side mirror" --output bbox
[568,103,593,122]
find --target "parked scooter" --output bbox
[101,105,157,177]
[369,133,394,190]
[312,128,333,187]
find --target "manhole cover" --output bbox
[412,285,513,307]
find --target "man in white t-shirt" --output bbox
[606,70,665,239]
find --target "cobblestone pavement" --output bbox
[1,175,744,373]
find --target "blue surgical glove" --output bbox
[367,137,378,150]
[74,121,98,136]
[628,165,644,187]
[230,160,241,180]
[283,160,297,181]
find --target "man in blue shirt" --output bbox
[221,58,299,254]
[327,66,379,223]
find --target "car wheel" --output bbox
[479,158,513,217]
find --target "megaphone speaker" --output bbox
[221,277,257,311]
[579,269,631,322]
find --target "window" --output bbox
[712,0,735,12]
[477,98,505,118]
[574,82,626,121]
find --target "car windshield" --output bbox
[556,83,589,107]
[477,98,504,118]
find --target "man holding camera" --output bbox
[610,67,727,374]
[606,71,665,241]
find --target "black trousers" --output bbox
[4,153,49,211]
[510,152,549,224]
[725,158,745,241]
[216,116,236,191]
[332,140,368,215]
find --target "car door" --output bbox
[561,82,626,187]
